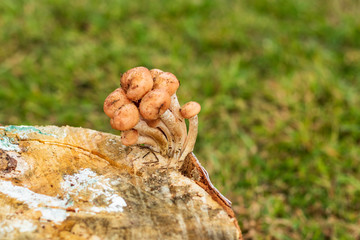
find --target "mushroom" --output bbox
[139,89,171,120]
[153,72,179,96]
[179,102,201,161]
[104,67,202,160]
[145,119,161,128]
[169,94,187,135]
[137,136,160,152]
[111,103,140,131]
[145,118,174,156]
[161,110,187,158]
[103,88,131,118]
[133,120,168,155]
[120,67,153,101]
[121,129,139,146]
[179,115,198,161]
[120,128,162,152]
[180,101,201,119]
[150,69,163,81]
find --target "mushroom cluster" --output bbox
[104,66,201,161]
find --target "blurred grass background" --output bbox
[0,0,360,239]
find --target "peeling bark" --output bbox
[0,125,242,240]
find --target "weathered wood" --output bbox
[0,125,241,240]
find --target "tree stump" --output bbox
[0,125,241,240]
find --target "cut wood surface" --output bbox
[0,125,241,240]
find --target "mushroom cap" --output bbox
[111,103,140,131]
[150,69,163,81]
[153,72,179,96]
[145,118,161,128]
[120,67,153,101]
[121,129,139,146]
[139,89,171,120]
[103,88,131,118]
[180,101,201,119]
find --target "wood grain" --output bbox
[0,125,241,240]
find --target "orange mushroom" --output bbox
[153,72,179,96]
[120,67,153,101]
[111,103,140,131]
[139,89,171,120]
[180,101,201,119]
[121,129,139,146]
[150,69,163,81]
[103,88,131,118]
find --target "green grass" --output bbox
[1,0,360,239]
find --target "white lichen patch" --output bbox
[0,180,70,223]
[0,169,127,225]
[61,168,127,213]
[0,219,37,234]
[0,135,20,152]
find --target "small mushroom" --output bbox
[179,115,198,161]
[145,119,161,128]
[144,118,174,154]
[161,110,187,158]
[111,103,140,131]
[150,69,163,81]
[121,129,139,146]
[133,120,168,154]
[120,66,153,101]
[180,101,201,119]
[153,72,179,96]
[139,89,171,120]
[103,88,131,118]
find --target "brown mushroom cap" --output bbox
[121,129,139,146]
[145,118,161,128]
[120,66,153,101]
[153,72,180,96]
[110,118,116,129]
[139,89,171,120]
[111,103,140,131]
[150,69,163,81]
[103,88,131,118]
[180,101,201,119]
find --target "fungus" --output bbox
[111,103,140,131]
[121,127,161,152]
[178,102,201,160]
[121,129,139,146]
[103,88,131,118]
[160,110,187,157]
[149,69,163,81]
[133,121,168,154]
[180,101,201,119]
[104,67,201,161]
[179,115,198,161]
[145,119,161,128]
[145,118,174,155]
[120,67,153,101]
[153,72,180,96]
[139,89,171,120]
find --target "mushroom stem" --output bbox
[179,115,198,161]
[160,110,187,157]
[169,94,187,151]
[155,120,174,157]
[136,135,160,152]
[169,94,185,123]
[133,120,168,155]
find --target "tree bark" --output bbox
[0,125,242,240]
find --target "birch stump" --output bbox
[0,125,242,240]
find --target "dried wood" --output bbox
[0,125,241,240]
